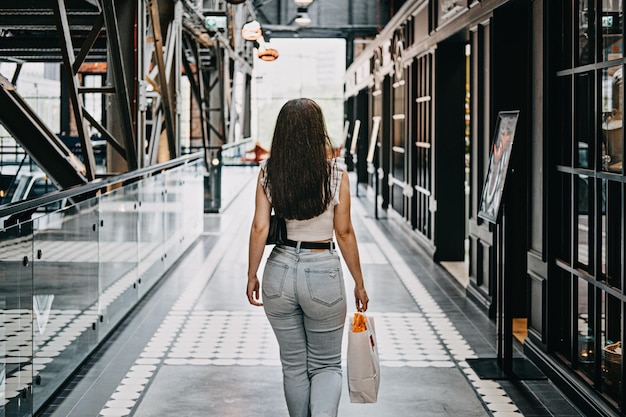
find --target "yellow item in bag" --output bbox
[351,312,368,333]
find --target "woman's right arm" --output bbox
[247,170,272,307]
[334,171,369,312]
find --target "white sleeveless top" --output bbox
[260,158,344,242]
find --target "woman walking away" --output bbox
[247,98,369,417]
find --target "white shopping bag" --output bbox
[347,312,380,403]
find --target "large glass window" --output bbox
[556,0,626,408]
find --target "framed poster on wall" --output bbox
[478,110,519,223]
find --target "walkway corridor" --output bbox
[39,166,584,417]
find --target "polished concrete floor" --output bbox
[38,166,584,417]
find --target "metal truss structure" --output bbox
[0,0,255,188]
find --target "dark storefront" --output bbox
[539,0,626,413]
[344,0,626,415]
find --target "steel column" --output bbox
[52,0,97,180]
[99,0,138,169]
[0,75,88,188]
[147,0,178,159]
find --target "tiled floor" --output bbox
[38,166,584,417]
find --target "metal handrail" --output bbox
[0,152,204,220]
[182,138,259,166]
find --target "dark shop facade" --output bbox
[344,0,626,415]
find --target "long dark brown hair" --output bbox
[264,98,335,220]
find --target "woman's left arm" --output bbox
[333,171,369,312]
[247,171,272,306]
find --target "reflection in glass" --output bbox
[579,0,595,65]
[164,170,185,270]
[0,224,34,415]
[600,179,607,277]
[602,179,622,289]
[555,270,574,361]
[577,277,595,380]
[601,292,621,403]
[98,187,139,338]
[138,176,165,295]
[602,0,623,62]
[1,297,5,415]
[576,72,595,168]
[559,76,573,167]
[601,66,623,172]
[556,173,572,263]
[576,174,593,269]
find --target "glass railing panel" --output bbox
[182,162,204,244]
[137,175,166,296]
[164,167,186,270]
[31,198,99,412]
[97,186,139,338]
[0,154,205,416]
[1,222,34,417]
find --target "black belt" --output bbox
[282,239,335,250]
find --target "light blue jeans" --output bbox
[263,245,347,417]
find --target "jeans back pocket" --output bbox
[305,267,343,307]
[262,260,289,299]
